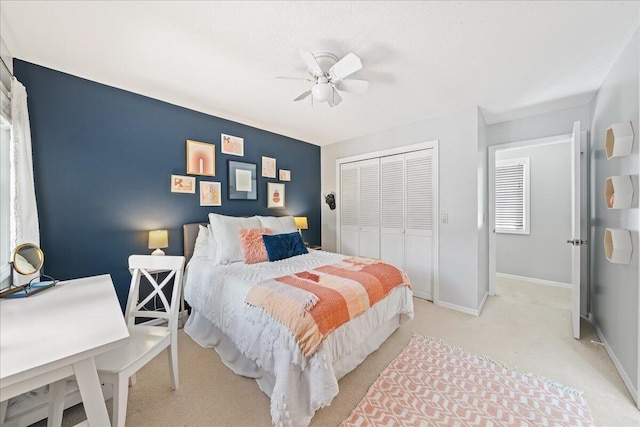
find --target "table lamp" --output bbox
[148,230,168,255]
[294,217,309,246]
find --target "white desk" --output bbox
[0,274,130,426]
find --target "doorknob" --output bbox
[566,239,589,246]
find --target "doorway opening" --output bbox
[488,126,588,339]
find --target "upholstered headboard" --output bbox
[183,222,207,264]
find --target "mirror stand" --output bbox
[1,243,58,298]
[0,265,58,298]
[0,262,28,298]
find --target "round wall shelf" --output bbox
[605,175,634,209]
[604,228,633,264]
[605,121,634,159]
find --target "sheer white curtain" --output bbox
[10,77,39,250]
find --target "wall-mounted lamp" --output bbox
[294,217,309,246]
[148,229,168,255]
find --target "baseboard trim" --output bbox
[496,272,572,289]
[477,291,488,315]
[437,299,483,316]
[588,313,638,405]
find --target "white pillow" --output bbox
[191,224,209,260]
[207,225,217,261]
[257,215,297,234]
[208,213,261,264]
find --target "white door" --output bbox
[358,159,380,259]
[569,121,582,339]
[405,150,434,300]
[380,154,405,268]
[339,163,359,256]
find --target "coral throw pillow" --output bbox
[240,228,271,264]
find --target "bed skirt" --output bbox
[185,310,402,426]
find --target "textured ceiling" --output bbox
[1,1,638,146]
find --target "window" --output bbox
[495,157,530,234]
[1,82,11,287]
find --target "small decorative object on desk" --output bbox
[0,243,57,298]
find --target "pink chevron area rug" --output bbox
[341,335,594,427]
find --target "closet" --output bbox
[338,146,437,300]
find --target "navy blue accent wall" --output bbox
[14,60,321,309]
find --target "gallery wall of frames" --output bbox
[14,59,321,309]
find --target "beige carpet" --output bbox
[33,277,639,427]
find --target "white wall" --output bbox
[0,23,14,89]
[589,29,639,402]
[487,104,591,147]
[477,112,489,308]
[495,142,572,283]
[322,107,484,312]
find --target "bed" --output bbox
[182,216,414,427]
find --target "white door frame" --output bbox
[336,140,439,303]
[488,133,572,296]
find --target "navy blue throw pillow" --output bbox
[262,232,309,262]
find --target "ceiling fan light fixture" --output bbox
[311,82,332,102]
[281,50,368,107]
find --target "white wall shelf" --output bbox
[605,121,634,159]
[605,175,634,209]
[604,228,633,264]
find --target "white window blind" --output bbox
[495,158,530,234]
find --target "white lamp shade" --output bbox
[148,230,168,249]
[311,83,331,102]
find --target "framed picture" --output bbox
[228,160,257,200]
[262,156,276,178]
[279,169,291,181]
[221,133,244,156]
[171,174,196,194]
[186,140,215,176]
[267,182,285,209]
[200,182,222,206]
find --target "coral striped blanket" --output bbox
[245,257,411,356]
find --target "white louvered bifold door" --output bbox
[339,162,359,256]
[357,158,380,258]
[380,154,405,268]
[404,149,434,300]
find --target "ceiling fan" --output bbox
[277,50,369,107]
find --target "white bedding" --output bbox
[184,250,414,426]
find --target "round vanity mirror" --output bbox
[12,243,44,275]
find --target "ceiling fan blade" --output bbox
[276,76,313,82]
[293,90,312,101]
[328,89,342,108]
[335,78,369,94]
[299,50,323,77]
[329,53,362,80]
